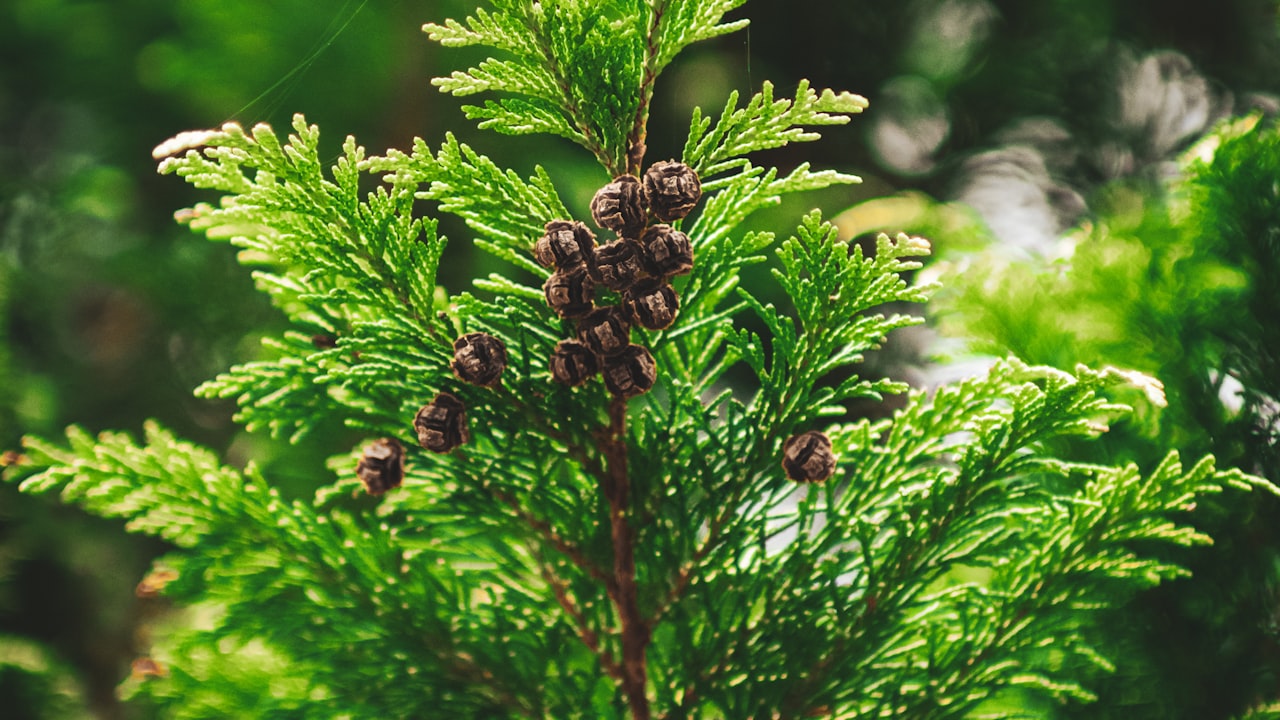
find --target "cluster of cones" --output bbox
[356,162,704,494]
[353,160,837,494]
[540,160,701,397]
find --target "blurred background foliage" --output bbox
[3,0,1280,717]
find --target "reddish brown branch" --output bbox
[601,396,652,719]
[502,391,609,481]
[648,507,732,626]
[648,463,757,626]
[518,7,621,175]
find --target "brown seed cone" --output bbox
[623,278,680,330]
[534,219,596,273]
[782,431,836,482]
[451,332,508,387]
[414,393,470,453]
[590,174,647,236]
[591,239,646,292]
[637,224,693,277]
[577,306,632,358]
[643,160,702,221]
[549,339,599,386]
[543,269,595,318]
[602,344,657,397]
[357,438,406,495]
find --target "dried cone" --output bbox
[637,224,693,277]
[544,269,595,318]
[415,393,470,453]
[643,160,702,221]
[782,431,836,482]
[623,278,680,330]
[591,239,645,292]
[357,438,406,495]
[451,332,508,387]
[549,339,599,386]
[602,344,657,397]
[577,306,632,358]
[130,657,169,680]
[590,175,647,236]
[534,220,595,273]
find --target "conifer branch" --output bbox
[501,390,610,482]
[486,482,612,588]
[10,423,543,716]
[683,80,867,179]
[522,7,621,175]
[434,649,538,718]
[537,556,624,681]
[10,3,1275,717]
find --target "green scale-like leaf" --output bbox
[14,422,562,717]
[157,116,456,441]
[727,212,934,440]
[657,360,1271,718]
[372,133,569,268]
[427,0,754,175]
[684,79,868,179]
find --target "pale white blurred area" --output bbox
[953,144,1086,257]
[869,75,951,176]
[1113,51,1224,166]
[868,0,997,177]
[954,48,1231,256]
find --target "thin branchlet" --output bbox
[517,4,623,175]
[626,0,672,176]
[536,551,624,681]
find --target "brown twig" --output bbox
[502,390,609,482]
[648,459,767,626]
[647,513,723,626]
[439,648,537,717]
[600,396,652,719]
[657,686,700,720]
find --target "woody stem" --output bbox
[602,396,651,719]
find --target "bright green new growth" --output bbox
[425,0,750,175]
[4,1,1271,718]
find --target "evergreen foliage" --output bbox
[935,114,1280,470]
[934,114,1280,718]
[3,1,1273,717]
[425,0,748,175]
